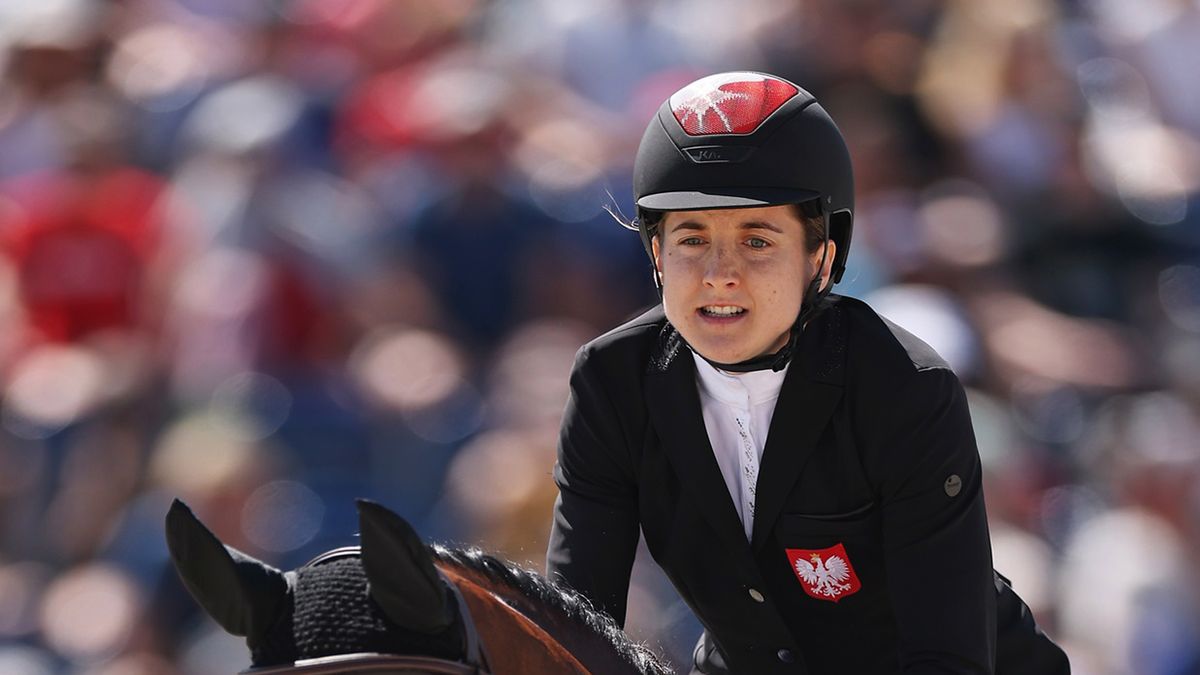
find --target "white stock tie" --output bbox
[734,409,759,536]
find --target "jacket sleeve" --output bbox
[875,367,997,674]
[546,347,641,627]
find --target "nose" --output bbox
[702,245,740,289]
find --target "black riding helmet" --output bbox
[632,71,855,372]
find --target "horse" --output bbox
[165,499,673,674]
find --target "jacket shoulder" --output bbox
[576,304,665,369]
[835,295,951,375]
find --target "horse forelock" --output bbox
[429,545,673,675]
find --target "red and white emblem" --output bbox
[669,72,798,136]
[785,544,862,603]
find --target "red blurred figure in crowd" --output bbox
[0,166,166,343]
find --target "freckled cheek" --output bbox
[663,253,703,278]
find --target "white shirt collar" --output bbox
[691,351,789,407]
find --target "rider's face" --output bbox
[652,205,834,366]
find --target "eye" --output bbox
[679,236,705,246]
[746,237,770,249]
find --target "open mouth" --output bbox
[699,305,746,318]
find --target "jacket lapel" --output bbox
[749,375,842,551]
[644,326,750,555]
[750,302,847,552]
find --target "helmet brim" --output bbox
[636,187,822,212]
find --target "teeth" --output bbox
[702,306,745,316]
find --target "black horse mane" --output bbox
[430,545,674,675]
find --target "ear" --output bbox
[813,240,837,292]
[165,499,289,641]
[356,500,454,634]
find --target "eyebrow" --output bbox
[668,220,785,234]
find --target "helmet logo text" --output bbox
[684,146,753,164]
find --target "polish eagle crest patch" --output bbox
[785,543,862,602]
[669,72,798,136]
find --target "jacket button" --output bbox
[748,587,765,603]
[777,649,794,663]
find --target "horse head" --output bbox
[165,498,488,673]
[167,499,671,675]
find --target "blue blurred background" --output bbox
[0,0,1197,673]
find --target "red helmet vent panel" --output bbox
[669,73,798,136]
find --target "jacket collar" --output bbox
[691,352,789,407]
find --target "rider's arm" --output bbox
[546,346,641,627]
[872,367,997,674]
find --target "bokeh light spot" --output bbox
[1158,266,1200,333]
[241,480,325,553]
[2,346,105,438]
[39,564,139,663]
[349,327,464,412]
[211,372,293,441]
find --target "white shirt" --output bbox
[691,351,789,541]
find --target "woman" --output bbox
[546,72,1069,673]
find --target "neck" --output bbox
[433,557,666,675]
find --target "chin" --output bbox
[688,341,757,365]
[670,314,785,365]
[684,327,790,365]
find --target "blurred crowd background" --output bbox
[0,0,1197,673]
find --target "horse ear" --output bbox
[165,499,290,641]
[356,499,454,634]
